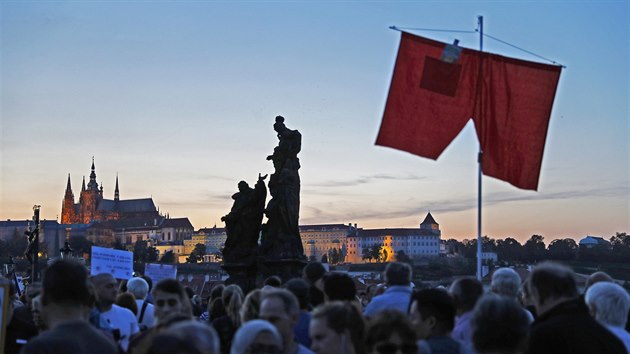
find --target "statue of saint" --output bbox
[267,115,301,172]
[221,174,267,263]
[261,116,305,260]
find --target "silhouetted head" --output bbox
[303,262,326,284]
[273,115,288,134]
[384,262,412,286]
[323,272,356,302]
[42,259,91,308]
[528,262,578,303]
[449,277,484,314]
[410,288,456,338]
[471,295,530,354]
[585,271,613,291]
[238,181,249,193]
[264,275,283,288]
[284,278,309,310]
[366,310,416,354]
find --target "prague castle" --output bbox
[61,158,159,224]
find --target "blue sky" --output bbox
[1,1,628,243]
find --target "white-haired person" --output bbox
[231,319,283,354]
[585,282,630,353]
[127,277,155,329]
[149,320,221,354]
[490,268,534,323]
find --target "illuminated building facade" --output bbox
[61,158,159,224]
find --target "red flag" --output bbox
[376,32,562,190]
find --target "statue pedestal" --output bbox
[222,261,260,294]
[261,258,308,284]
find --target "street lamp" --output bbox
[60,241,74,260]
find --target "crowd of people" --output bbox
[3,259,630,354]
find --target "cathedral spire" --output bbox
[61,173,77,224]
[114,174,120,201]
[88,157,98,191]
[81,176,86,191]
[66,174,72,192]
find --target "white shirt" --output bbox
[135,299,155,328]
[605,325,630,354]
[100,304,140,351]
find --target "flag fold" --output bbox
[376,32,562,190]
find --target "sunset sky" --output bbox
[1,1,628,244]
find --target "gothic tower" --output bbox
[79,157,102,223]
[80,176,86,203]
[61,158,158,225]
[61,174,78,224]
[114,174,120,201]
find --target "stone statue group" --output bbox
[221,116,305,264]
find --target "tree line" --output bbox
[445,232,630,264]
[0,232,210,265]
[1,229,628,265]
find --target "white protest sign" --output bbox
[144,263,177,284]
[91,246,134,279]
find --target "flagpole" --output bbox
[476,15,483,281]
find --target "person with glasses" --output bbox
[231,319,283,354]
[365,310,418,354]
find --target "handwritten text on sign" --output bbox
[91,246,134,279]
[144,263,177,284]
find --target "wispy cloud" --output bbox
[310,174,428,188]
[300,185,630,224]
[194,174,236,182]
[418,185,629,215]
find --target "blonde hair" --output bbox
[223,284,244,327]
[240,289,262,324]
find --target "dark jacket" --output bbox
[5,314,38,354]
[526,298,626,354]
[212,315,237,354]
